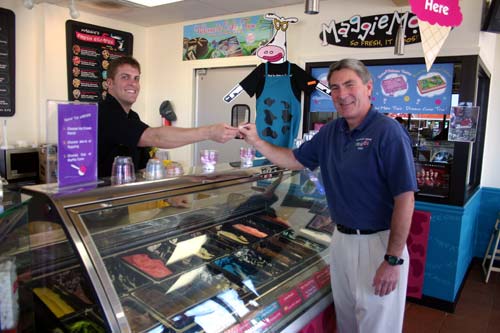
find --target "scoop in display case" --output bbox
[16,164,333,332]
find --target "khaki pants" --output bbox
[329,228,409,333]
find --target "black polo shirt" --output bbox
[98,94,150,177]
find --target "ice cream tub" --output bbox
[212,255,272,289]
[120,251,173,281]
[211,224,260,247]
[134,285,193,321]
[120,297,163,333]
[266,235,316,259]
[60,310,106,333]
[104,257,150,295]
[280,229,327,253]
[232,247,287,277]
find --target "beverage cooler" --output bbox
[10,164,333,332]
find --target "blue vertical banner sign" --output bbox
[57,103,98,187]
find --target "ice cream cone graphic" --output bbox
[418,19,451,71]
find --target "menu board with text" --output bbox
[0,8,15,116]
[66,20,133,102]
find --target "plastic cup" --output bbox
[145,158,166,180]
[240,147,255,168]
[200,149,218,171]
[293,138,304,148]
[111,156,135,184]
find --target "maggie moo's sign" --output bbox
[320,11,421,48]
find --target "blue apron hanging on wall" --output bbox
[256,62,300,151]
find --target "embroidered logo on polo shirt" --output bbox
[355,137,372,150]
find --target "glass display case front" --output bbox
[18,165,333,333]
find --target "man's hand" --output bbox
[372,261,400,296]
[238,123,262,147]
[208,123,239,143]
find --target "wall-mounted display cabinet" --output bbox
[304,55,490,206]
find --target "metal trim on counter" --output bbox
[22,164,280,210]
[66,208,131,332]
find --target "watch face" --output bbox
[385,255,403,266]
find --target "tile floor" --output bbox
[403,260,500,333]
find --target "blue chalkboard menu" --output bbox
[0,8,15,117]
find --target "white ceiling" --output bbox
[35,0,407,27]
[37,0,309,27]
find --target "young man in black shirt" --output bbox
[98,56,238,177]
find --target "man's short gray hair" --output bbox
[327,58,372,84]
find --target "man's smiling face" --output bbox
[107,64,140,112]
[329,68,373,129]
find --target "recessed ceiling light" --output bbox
[121,0,183,7]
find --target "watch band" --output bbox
[384,254,404,266]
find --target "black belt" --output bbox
[336,224,388,235]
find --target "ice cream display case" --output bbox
[18,164,333,333]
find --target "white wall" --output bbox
[146,0,484,166]
[0,0,147,146]
[1,0,498,187]
[480,32,500,188]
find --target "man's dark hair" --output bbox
[327,58,372,85]
[107,56,141,80]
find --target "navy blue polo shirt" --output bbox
[294,108,417,230]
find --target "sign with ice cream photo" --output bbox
[309,62,453,114]
[410,0,463,71]
[183,15,274,60]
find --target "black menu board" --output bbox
[0,8,15,117]
[65,20,133,102]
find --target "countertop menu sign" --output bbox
[0,8,15,116]
[66,20,133,102]
[58,103,98,187]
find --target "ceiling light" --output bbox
[394,23,405,55]
[69,0,80,19]
[305,0,319,14]
[23,0,34,9]
[120,0,183,7]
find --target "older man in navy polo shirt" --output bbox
[239,58,417,333]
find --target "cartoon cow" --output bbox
[223,13,330,150]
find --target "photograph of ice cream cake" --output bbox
[381,75,408,95]
[417,74,447,94]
